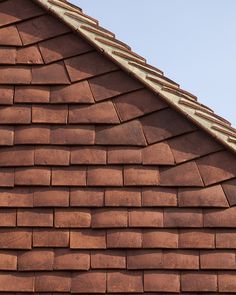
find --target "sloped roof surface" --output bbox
[0,0,236,293]
[35,0,236,154]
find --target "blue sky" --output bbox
[72,0,236,126]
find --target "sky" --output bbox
[71,0,236,126]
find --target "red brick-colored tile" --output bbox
[0,147,34,167]
[70,229,106,249]
[35,146,70,166]
[33,188,69,207]
[107,229,142,248]
[216,230,236,248]
[179,185,229,207]
[124,165,159,186]
[179,229,215,249]
[222,178,236,206]
[201,250,236,269]
[17,209,53,227]
[17,15,70,45]
[15,168,51,186]
[35,272,71,292]
[169,130,222,163]
[0,127,14,146]
[0,47,16,64]
[143,229,178,248]
[142,188,177,207]
[205,207,236,227]
[0,86,14,105]
[114,88,167,121]
[54,249,90,270]
[197,150,236,185]
[70,188,104,207]
[107,271,143,293]
[181,272,217,292]
[105,188,141,207]
[0,105,31,124]
[218,272,236,292]
[0,272,34,292]
[0,251,17,270]
[144,271,180,292]
[51,125,94,145]
[108,147,142,164]
[52,167,86,186]
[33,229,69,247]
[0,188,33,207]
[39,33,93,63]
[87,166,123,186]
[163,250,199,269]
[17,45,43,64]
[92,209,127,228]
[0,209,16,227]
[160,161,204,186]
[141,108,196,144]
[0,0,44,27]
[127,250,162,269]
[71,146,106,165]
[0,66,31,84]
[18,249,54,270]
[0,168,14,187]
[96,120,146,146]
[143,141,175,165]
[14,126,50,144]
[32,62,70,84]
[50,81,94,103]
[69,101,119,124]
[0,25,22,46]
[55,209,91,228]
[65,51,117,82]
[32,105,68,124]
[0,229,32,249]
[15,86,50,103]
[71,271,106,293]
[89,70,142,101]
[164,208,203,227]
[91,250,126,269]
[129,209,163,227]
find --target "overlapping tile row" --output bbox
[0,0,236,293]
[34,0,236,154]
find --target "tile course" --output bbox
[0,0,235,293]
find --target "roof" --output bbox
[34,0,236,154]
[1,0,236,293]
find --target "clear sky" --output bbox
[71,0,236,126]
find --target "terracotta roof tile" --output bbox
[39,32,93,64]
[89,71,143,102]
[0,86,14,105]
[0,47,16,64]
[0,25,22,46]
[15,86,50,103]
[16,45,44,64]
[50,81,94,103]
[0,0,44,27]
[0,66,31,84]
[96,120,147,146]
[65,51,118,82]
[31,62,70,84]
[17,15,70,45]
[69,101,120,124]
[0,0,234,293]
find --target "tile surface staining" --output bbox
[0,0,235,293]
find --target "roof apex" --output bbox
[34,0,236,154]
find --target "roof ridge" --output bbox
[34,0,236,153]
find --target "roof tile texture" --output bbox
[0,0,235,293]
